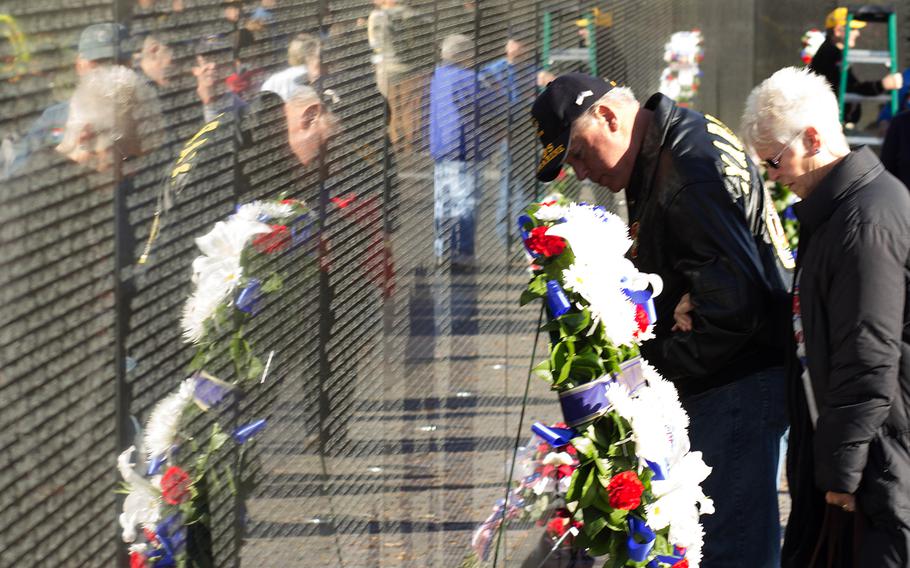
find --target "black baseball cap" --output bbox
[531,73,616,182]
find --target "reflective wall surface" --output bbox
[0,0,869,565]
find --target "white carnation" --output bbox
[143,379,195,462]
[534,203,567,222]
[117,446,161,543]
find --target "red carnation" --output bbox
[129,551,148,568]
[546,515,570,538]
[634,304,650,335]
[252,225,291,254]
[606,470,644,510]
[525,226,566,257]
[672,560,689,568]
[557,464,575,478]
[160,466,192,505]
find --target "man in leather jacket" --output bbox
[530,73,793,567]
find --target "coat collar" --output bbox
[793,146,883,233]
[627,93,676,214]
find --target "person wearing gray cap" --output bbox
[530,73,793,567]
[4,22,131,178]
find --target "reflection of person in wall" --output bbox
[56,65,164,376]
[56,66,162,174]
[192,35,248,125]
[479,37,553,247]
[809,7,902,127]
[429,34,478,269]
[260,33,321,102]
[368,0,425,157]
[5,23,131,178]
[284,83,338,168]
[138,33,175,91]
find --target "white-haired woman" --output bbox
[742,66,910,568]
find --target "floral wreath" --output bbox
[507,195,713,567]
[117,198,312,568]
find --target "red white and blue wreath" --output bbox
[512,194,713,568]
[117,198,311,567]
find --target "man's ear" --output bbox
[593,103,619,131]
[298,102,321,130]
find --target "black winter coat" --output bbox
[783,147,910,567]
[628,93,793,397]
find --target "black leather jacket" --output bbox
[628,93,793,397]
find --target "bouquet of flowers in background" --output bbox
[516,194,713,568]
[470,423,582,563]
[118,198,312,567]
[800,29,825,65]
[659,30,704,107]
[767,178,800,253]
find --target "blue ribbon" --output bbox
[233,419,267,444]
[645,459,666,481]
[558,358,646,427]
[517,214,538,258]
[627,517,656,562]
[153,513,186,568]
[291,213,313,248]
[147,454,167,476]
[546,280,571,317]
[531,422,577,447]
[648,553,686,568]
[235,278,261,314]
[193,372,235,411]
[623,287,657,325]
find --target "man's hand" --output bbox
[825,491,856,513]
[671,293,694,332]
[882,72,903,91]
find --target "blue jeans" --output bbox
[680,366,787,568]
[433,159,476,263]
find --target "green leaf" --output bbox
[565,465,588,503]
[261,272,284,293]
[558,308,591,335]
[594,457,611,477]
[592,484,615,514]
[529,274,547,295]
[592,421,615,450]
[539,319,562,332]
[188,347,209,372]
[571,436,596,461]
[556,355,573,385]
[247,355,264,380]
[606,507,629,531]
[208,423,230,454]
[585,530,614,557]
[582,506,608,538]
[531,359,553,382]
[520,288,543,306]
[579,466,598,508]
